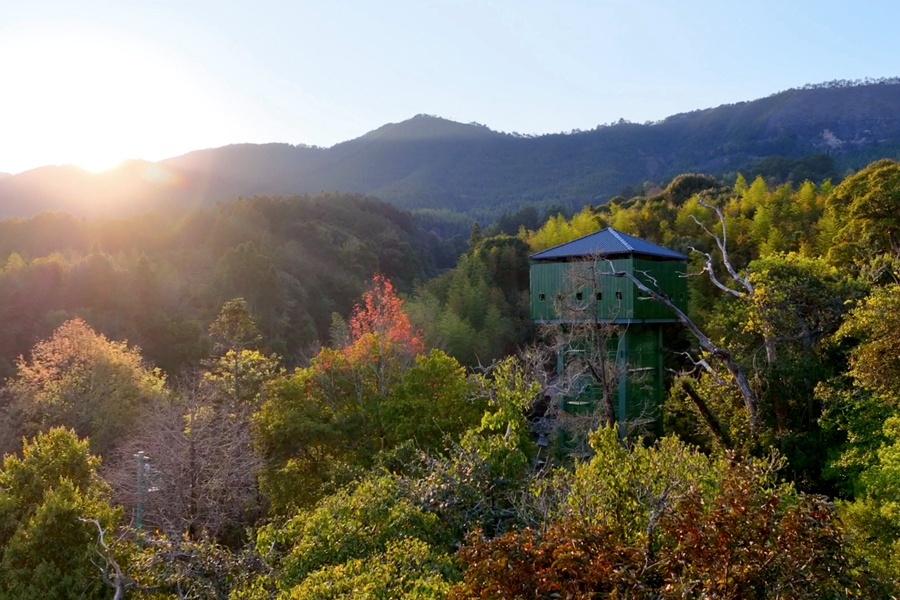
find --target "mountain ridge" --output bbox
[3,82,900,218]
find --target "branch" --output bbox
[678,351,726,385]
[82,519,172,600]
[693,198,754,295]
[603,262,759,432]
[688,246,744,299]
[680,379,732,449]
[82,518,132,600]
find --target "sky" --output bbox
[1,0,898,174]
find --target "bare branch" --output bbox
[695,198,754,295]
[603,261,759,432]
[680,379,732,450]
[688,246,744,299]
[81,518,134,600]
[678,351,726,385]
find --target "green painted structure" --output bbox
[529,228,687,429]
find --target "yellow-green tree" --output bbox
[8,319,167,455]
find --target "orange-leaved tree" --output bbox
[334,274,424,398]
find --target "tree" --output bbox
[8,319,167,455]
[255,349,481,514]
[208,297,262,353]
[0,428,120,600]
[836,283,900,401]
[452,428,866,599]
[827,159,900,272]
[105,376,262,542]
[259,476,455,596]
[254,276,488,513]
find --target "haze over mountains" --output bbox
[3,81,900,219]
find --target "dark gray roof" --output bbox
[530,227,687,261]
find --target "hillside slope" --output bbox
[2,82,900,218]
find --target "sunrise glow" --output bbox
[0,21,241,174]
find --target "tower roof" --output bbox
[529,227,687,261]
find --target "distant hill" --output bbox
[3,81,900,218]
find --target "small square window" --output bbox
[615,291,623,300]
[575,292,583,301]
[596,292,602,301]
[539,293,546,302]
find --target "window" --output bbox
[557,293,563,301]
[575,292,583,301]
[596,292,602,301]
[539,293,546,302]
[615,291,623,300]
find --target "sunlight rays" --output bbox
[0,21,236,174]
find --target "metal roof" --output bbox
[529,227,687,261]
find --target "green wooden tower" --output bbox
[529,227,687,429]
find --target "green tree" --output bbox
[208,297,262,353]
[827,159,900,277]
[840,416,900,583]
[0,428,120,600]
[260,477,455,596]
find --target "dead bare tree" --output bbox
[83,517,274,600]
[587,193,761,436]
[687,196,783,369]
[104,372,262,542]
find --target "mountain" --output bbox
[3,81,900,219]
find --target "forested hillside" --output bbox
[0,192,458,379]
[6,160,900,597]
[4,80,900,219]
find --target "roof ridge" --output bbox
[529,227,610,257]
[607,228,634,251]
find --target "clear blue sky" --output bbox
[1,0,897,173]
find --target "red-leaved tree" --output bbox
[334,274,423,397]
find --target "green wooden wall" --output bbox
[556,324,664,426]
[530,256,687,323]
[532,254,686,432]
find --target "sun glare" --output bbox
[0,21,242,175]
[74,156,126,174]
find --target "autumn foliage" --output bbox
[347,274,423,358]
[452,455,857,600]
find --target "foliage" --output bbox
[827,159,900,276]
[453,428,863,599]
[840,416,900,584]
[0,428,120,600]
[0,193,450,378]
[260,476,452,593]
[127,533,275,600]
[6,158,900,594]
[287,538,454,600]
[408,236,532,366]
[836,283,900,399]
[209,297,263,353]
[204,348,283,409]
[7,318,167,455]
[526,206,601,252]
[255,279,482,514]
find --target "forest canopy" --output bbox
[4,161,900,596]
